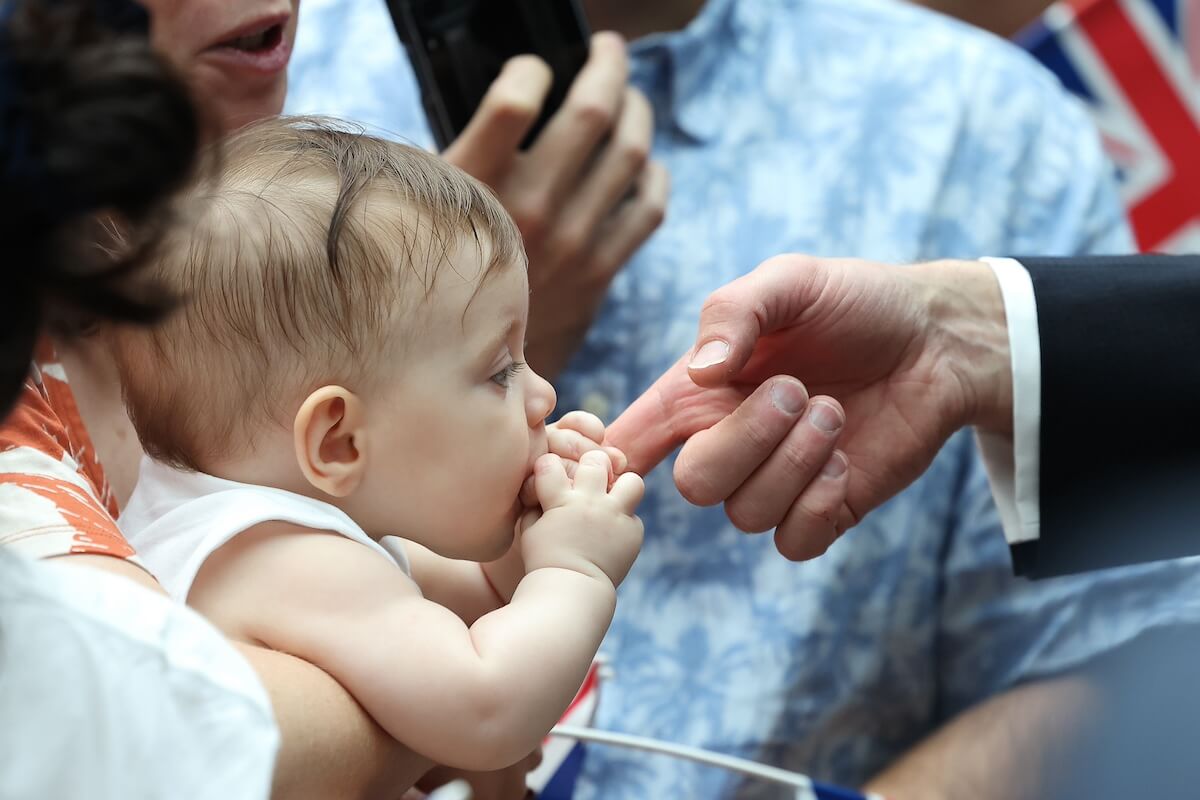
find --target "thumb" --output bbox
[686,284,762,389]
[687,254,824,388]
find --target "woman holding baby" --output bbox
[0,0,661,797]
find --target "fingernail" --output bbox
[770,381,808,415]
[808,402,843,433]
[689,340,729,370]
[821,453,847,478]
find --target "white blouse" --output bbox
[0,551,279,799]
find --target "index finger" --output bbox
[443,55,553,180]
[527,32,629,189]
[553,410,606,442]
[605,354,690,476]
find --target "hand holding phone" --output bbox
[388,0,591,150]
[388,5,670,378]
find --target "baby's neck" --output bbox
[204,436,319,503]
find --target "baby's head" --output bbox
[117,117,556,560]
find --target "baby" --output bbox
[114,117,643,772]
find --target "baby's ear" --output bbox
[294,386,367,497]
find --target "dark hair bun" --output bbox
[0,0,200,415]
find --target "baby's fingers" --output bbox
[534,453,572,508]
[609,471,645,513]
[603,446,628,475]
[552,410,606,442]
[574,450,611,493]
[548,425,608,464]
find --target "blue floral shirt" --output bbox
[286,0,1200,795]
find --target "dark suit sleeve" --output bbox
[1012,255,1200,578]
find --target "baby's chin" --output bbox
[461,507,519,563]
[478,522,517,563]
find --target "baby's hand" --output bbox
[521,412,628,507]
[520,450,644,587]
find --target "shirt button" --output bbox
[581,392,611,422]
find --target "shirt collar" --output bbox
[629,0,769,142]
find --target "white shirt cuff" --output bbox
[976,257,1042,546]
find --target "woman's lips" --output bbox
[203,16,292,75]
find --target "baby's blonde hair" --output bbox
[116,116,525,472]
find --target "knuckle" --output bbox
[739,412,784,454]
[614,137,650,174]
[673,452,722,507]
[700,290,739,319]
[633,189,667,230]
[551,223,591,264]
[510,197,553,243]
[798,493,839,526]
[725,500,775,534]
[567,98,616,132]
[777,442,819,482]
[581,448,607,464]
[582,251,620,283]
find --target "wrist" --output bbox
[522,554,614,587]
[515,565,618,612]
[911,260,1013,436]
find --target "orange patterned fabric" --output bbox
[0,339,135,560]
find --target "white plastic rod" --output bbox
[550,724,817,794]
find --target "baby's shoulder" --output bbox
[191,521,421,630]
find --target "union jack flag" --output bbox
[1020,0,1200,252]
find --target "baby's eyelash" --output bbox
[491,360,526,387]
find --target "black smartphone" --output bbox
[387,0,591,151]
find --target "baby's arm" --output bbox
[190,454,642,772]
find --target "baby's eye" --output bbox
[490,360,526,388]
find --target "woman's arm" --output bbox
[237,645,432,800]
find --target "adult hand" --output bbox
[443,32,669,378]
[606,254,1011,560]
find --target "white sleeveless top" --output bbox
[119,457,411,603]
